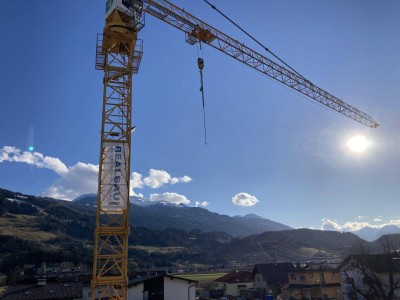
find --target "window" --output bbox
[300,275,306,281]
[290,273,296,280]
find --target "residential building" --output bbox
[252,263,296,298]
[287,263,342,300]
[338,254,400,300]
[127,273,197,300]
[82,272,198,300]
[214,270,254,298]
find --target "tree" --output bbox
[341,235,400,300]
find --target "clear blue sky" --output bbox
[0,0,399,231]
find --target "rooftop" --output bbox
[2,282,83,300]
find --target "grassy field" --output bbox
[0,214,57,242]
[172,273,227,283]
[299,247,334,256]
[130,245,185,254]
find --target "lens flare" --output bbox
[28,146,34,152]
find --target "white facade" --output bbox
[127,275,196,300]
[164,276,196,300]
[254,273,267,290]
[128,282,144,299]
[224,282,255,297]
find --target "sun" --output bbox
[347,135,369,153]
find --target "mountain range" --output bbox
[1,187,399,273]
[72,193,292,237]
[353,225,400,242]
[74,193,399,242]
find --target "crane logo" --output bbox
[100,143,128,211]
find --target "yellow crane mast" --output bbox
[91,0,378,299]
[92,1,144,299]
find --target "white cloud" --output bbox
[143,169,192,188]
[232,192,259,207]
[42,162,98,200]
[131,172,144,189]
[321,218,342,231]
[321,217,400,232]
[389,219,400,226]
[180,175,192,183]
[356,215,365,220]
[130,172,144,197]
[144,169,170,188]
[321,218,372,231]
[0,146,68,175]
[195,201,209,207]
[342,221,373,231]
[0,146,191,201]
[149,192,190,205]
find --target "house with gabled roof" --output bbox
[214,270,254,298]
[252,262,296,298]
[127,272,198,300]
[287,262,342,300]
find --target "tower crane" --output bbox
[91,0,379,299]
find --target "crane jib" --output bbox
[143,0,379,128]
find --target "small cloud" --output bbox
[321,218,342,231]
[131,172,144,189]
[389,219,400,226]
[232,192,259,207]
[374,217,383,222]
[143,169,192,188]
[0,146,68,175]
[195,201,209,207]
[342,221,372,231]
[356,215,365,220]
[130,172,144,196]
[43,162,98,200]
[180,175,192,183]
[321,218,374,231]
[149,192,190,205]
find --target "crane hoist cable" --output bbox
[197,42,207,145]
[202,0,311,83]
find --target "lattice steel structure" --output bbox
[92,6,143,300]
[143,0,379,128]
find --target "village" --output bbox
[1,252,400,300]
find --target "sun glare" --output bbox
[347,135,369,153]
